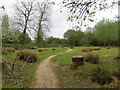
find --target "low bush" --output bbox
[84,53,99,64]
[114,56,120,62]
[92,66,113,85]
[91,47,101,50]
[81,48,92,52]
[18,50,38,63]
[2,48,8,55]
[70,46,74,49]
[30,46,38,49]
[6,47,15,52]
[52,48,56,50]
[106,46,110,49]
[44,48,48,51]
[38,49,43,52]
[2,47,15,55]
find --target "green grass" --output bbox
[2,47,68,88]
[51,47,119,88]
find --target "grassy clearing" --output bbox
[51,47,119,88]
[2,47,68,88]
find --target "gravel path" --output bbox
[34,49,73,88]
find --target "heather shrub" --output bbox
[2,48,8,55]
[70,46,74,49]
[44,48,48,51]
[81,48,92,52]
[30,46,38,49]
[38,49,43,52]
[106,46,110,49]
[114,56,120,62]
[84,53,99,64]
[92,47,101,50]
[6,47,15,52]
[92,66,113,85]
[52,48,56,50]
[2,47,15,55]
[18,50,38,63]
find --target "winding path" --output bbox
[33,49,72,88]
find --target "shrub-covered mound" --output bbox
[38,49,43,52]
[18,50,38,63]
[92,66,113,85]
[2,47,15,55]
[84,52,99,64]
[81,48,92,52]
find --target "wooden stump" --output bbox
[72,56,84,66]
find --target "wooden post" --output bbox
[72,56,84,66]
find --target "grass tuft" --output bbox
[84,52,99,64]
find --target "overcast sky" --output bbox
[0,0,118,39]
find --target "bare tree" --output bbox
[34,0,53,43]
[14,0,35,34]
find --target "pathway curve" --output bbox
[33,49,73,88]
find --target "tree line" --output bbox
[1,0,118,47]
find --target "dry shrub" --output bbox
[81,48,92,52]
[84,52,99,64]
[92,66,113,85]
[2,47,15,55]
[106,46,110,49]
[114,56,120,62]
[44,48,48,51]
[70,46,74,49]
[2,48,8,55]
[6,47,15,52]
[52,48,56,50]
[30,46,38,49]
[38,49,43,52]
[18,50,38,63]
[92,47,101,51]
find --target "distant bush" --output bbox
[6,47,15,52]
[38,49,43,52]
[81,48,92,52]
[18,50,38,63]
[92,66,113,85]
[2,48,8,55]
[106,46,110,49]
[114,56,120,62]
[84,53,99,64]
[91,47,101,50]
[3,44,22,50]
[30,46,38,49]
[44,48,48,51]
[52,48,56,50]
[2,47,15,55]
[70,46,74,49]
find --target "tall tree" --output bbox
[14,0,35,34]
[63,29,75,39]
[34,0,53,44]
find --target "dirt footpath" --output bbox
[33,49,72,88]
